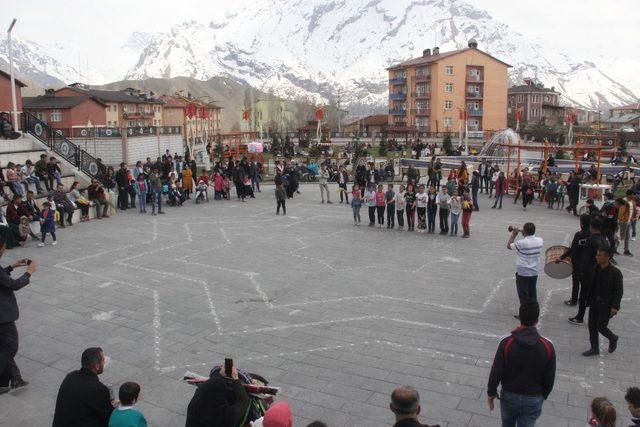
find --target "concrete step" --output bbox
[0,149,49,167]
[0,136,38,152]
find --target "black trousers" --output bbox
[439,208,449,233]
[588,303,617,351]
[339,183,349,202]
[117,187,128,210]
[376,206,385,225]
[368,206,376,224]
[276,200,286,215]
[396,209,404,227]
[0,322,20,387]
[387,205,395,227]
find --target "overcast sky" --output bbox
[3,0,638,70]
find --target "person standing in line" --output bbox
[461,188,473,238]
[478,158,488,193]
[395,184,406,230]
[582,246,623,357]
[487,300,556,427]
[405,184,416,232]
[318,164,332,204]
[386,184,396,229]
[115,162,129,211]
[471,170,480,211]
[134,174,147,214]
[415,185,427,233]
[507,222,544,317]
[338,165,349,204]
[365,184,377,227]
[149,168,164,216]
[449,191,461,236]
[275,183,287,216]
[0,236,35,394]
[616,197,633,256]
[566,170,581,216]
[351,184,362,225]
[375,184,386,228]
[436,186,451,235]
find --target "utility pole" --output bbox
[7,19,19,130]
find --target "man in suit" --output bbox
[0,235,36,394]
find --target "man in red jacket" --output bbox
[487,300,556,426]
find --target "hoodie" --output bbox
[487,326,556,399]
[262,401,292,427]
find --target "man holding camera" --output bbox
[507,223,543,318]
[0,235,36,394]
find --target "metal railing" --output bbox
[389,77,407,85]
[412,109,430,116]
[389,92,407,100]
[389,109,407,115]
[22,112,107,184]
[414,74,431,82]
[125,126,182,137]
[468,108,483,116]
[466,74,484,82]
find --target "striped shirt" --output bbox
[509,235,544,277]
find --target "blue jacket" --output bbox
[40,208,56,233]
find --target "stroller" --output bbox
[184,366,279,426]
[195,180,209,204]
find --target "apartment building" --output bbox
[0,69,26,115]
[508,80,565,126]
[22,94,107,131]
[387,40,509,133]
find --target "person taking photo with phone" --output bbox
[0,235,36,394]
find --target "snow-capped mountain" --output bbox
[125,0,637,112]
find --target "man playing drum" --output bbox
[557,214,591,307]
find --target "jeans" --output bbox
[24,176,43,193]
[152,190,162,213]
[588,303,618,351]
[138,193,147,212]
[0,322,20,387]
[251,176,261,192]
[94,199,109,218]
[450,212,459,235]
[396,209,404,227]
[546,192,556,209]
[439,208,449,233]
[515,274,538,303]
[387,205,395,228]
[427,208,437,232]
[499,390,544,427]
[493,193,503,208]
[352,205,361,222]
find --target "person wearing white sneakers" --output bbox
[38,201,57,247]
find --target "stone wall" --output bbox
[71,134,184,166]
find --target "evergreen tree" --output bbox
[214,132,223,160]
[378,134,388,157]
[443,132,453,155]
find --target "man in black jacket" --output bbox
[389,386,440,427]
[558,214,592,306]
[52,347,113,427]
[487,300,556,426]
[0,235,36,394]
[115,162,129,211]
[185,365,250,427]
[582,246,623,356]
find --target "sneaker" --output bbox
[327,201,333,204]
[38,243,44,247]
[582,348,599,357]
[632,237,636,241]
[11,378,28,389]
[0,386,10,395]
[608,336,618,353]
[52,241,57,246]
[568,317,583,325]
[624,251,633,257]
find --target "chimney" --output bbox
[423,48,431,57]
[433,47,440,55]
[523,78,533,86]
[44,88,54,96]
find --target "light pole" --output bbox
[7,18,18,130]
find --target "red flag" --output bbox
[315,108,324,121]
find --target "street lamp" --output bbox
[7,18,18,130]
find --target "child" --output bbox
[350,184,362,225]
[404,184,416,231]
[222,176,231,200]
[195,180,208,204]
[395,184,406,230]
[461,188,473,238]
[556,180,566,209]
[213,172,224,200]
[108,382,148,427]
[588,397,616,427]
[385,184,395,229]
[275,183,286,215]
[365,184,377,227]
[375,184,386,228]
[624,387,640,426]
[426,186,438,234]
[415,185,427,232]
[134,174,147,213]
[449,191,461,236]
[38,201,57,247]
[18,215,37,245]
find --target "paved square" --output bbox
[1,184,639,426]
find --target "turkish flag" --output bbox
[315,108,324,121]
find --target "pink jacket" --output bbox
[213,175,224,191]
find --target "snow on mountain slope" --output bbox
[125,0,638,112]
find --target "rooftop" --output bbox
[0,69,27,87]
[23,95,106,109]
[59,85,162,104]
[508,84,558,94]
[346,114,388,127]
[387,43,511,71]
[603,113,640,124]
[613,102,640,111]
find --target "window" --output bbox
[445,83,453,93]
[445,66,454,75]
[445,100,453,109]
[35,112,45,121]
[444,117,452,128]
[113,121,118,127]
[107,120,111,126]
[50,110,62,122]
[112,105,118,112]
[532,95,539,103]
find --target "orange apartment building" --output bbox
[387,40,509,134]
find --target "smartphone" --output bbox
[24,259,32,265]
[224,358,233,377]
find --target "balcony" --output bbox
[123,110,153,119]
[413,91,430,99]
[389,76,407,85]
[389,108,407,116]
[389,92,407,100]
[392,122,407,127]
[466,74,484,83]
[466,92,483,99]
[412,108,430,116]
[414,74,431,82]
[416,126,430,131]
[468,108,483,116]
